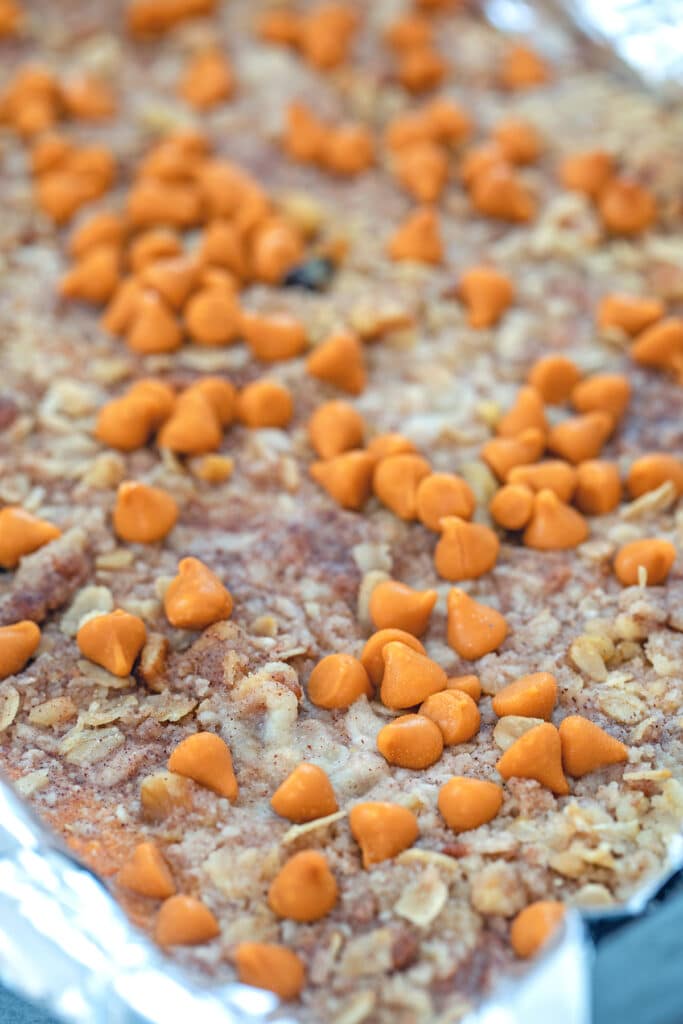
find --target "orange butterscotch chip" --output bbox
[140,255,200,311]
[180,47,235,110]
[129,228,182,272]
[627,453,683,499]
[373,453,431,520]
[126,179,202,230]
[194,454,234,484]
[630,317,683,372]
[306,330,366,395]
[446,674,481,702]
[380,640,447,709]
[234,943,305,1002]
[523,489,588,550]
[36,167,110,225]
[559,715,628,777]
[360,629,426,687]
[186,377,236,426]
[447,588,508,661]
[387,205,443,264]
[438,777,503,833]
[527,354,581,405]
[559,149,613,198]
[300,4,358,70]
[511,901,565,959]
[185,285,241,347]
[367,433,417,461]
[425,97,472,146]
[126,291,182,355]
[95,395,157,452]
[284,102,329,165]
[574,460,622,515]
[571,373,631,422]
[377,713,444,769]
[257,9,303,46]
[384,110,433,152]
[61,75,116,120]
[492,672,557,720]
[459,266,514,329]
[0,621,41,680]
[481,427,546,480]
[113,481,178,544]
[271,763,338,823]
[200,220,247,278]
[599,177,656,235]
[369,580,437,637]
[77,609,147,677]
[460,142,508,189]
[155,894,219,947]
[0,0,22,36]
[241,311,306,363]
[434,517,500,581]
[393,141,448,203]
[117,842,175,899]
[157,391,222,455]
[164,557,232,630]
[69,211,125,258]
[349,802,419,867]
[268,850,338,922]
[237,379,293,429]
[168,731,238,800]
[614,538,676,587]
[397,46,447,94]
[250,218,304,282]
[419,689,480,745]
[471,165,535,222]
[30,133,74,177]
[307,653,372,709]
[496,387,547,437]
[323,124,375,176]
[416,472,476,531]
[0,507,61,569]
[308,400,364,459]
[489,482,534,531]
[310,450,375,510]
[493,118,541,165]
[507,460,577,503]
[597,294,664,336]
[547,411,613,464]
[384,13,433,51]
[127,0,217,37]
[497,722,569,795]
[501,43,549,90]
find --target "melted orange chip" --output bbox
[471,165,535,222]
[494,117,541,165]
[546,411,613,465]
[559,150,613,198]
[117,841,176,899]
[574,460,622,515]
[446,674,482,702]
[306,331,366,395]
[0,621,41,680]
[438,777,503,833]
[0,507,61,569]
[496,387,547,438]
[349,802,419,867]
[507,460,577,503]
[157,391,223,455]
[614,538,676,587]
[76,609,147,677]
[627,453,683,499]
[434,517,500,580]
[310,450,375,510]
[481,427,546,480]
[241,311,306,363]
[599,177,656,235]
[376,713,444,769]
[419,689,480,745]
[511,901,565,958]
[268,850,338,922]
[360,629,426,687]
[447,588,508,661]
[501,44,549,90]
[380,640,447,709]
[387,205,443,264]
[559,715,628,777]
[492,672,557,720]
[489,482,534,530]
[597,293,664,336]
[527,354,582,405]
[164,557,233,630]
[496,722,569,795]
[308,400,364,459]
[234,943,306,1001]
[155,894,219,947]
[523,489,588,550]
[180,47,235,110]
[113,481,178,544]
[237,379,293,428]
[168,731,238,800]
[308,653,372,709]
[631,317,683,372]
[373,453,431,520]
[459,266,514,328]
[571,373,631,422]
[394,141,448,202]
[271,763,338,823]
[369,580,437,637]
[416,472,476,531]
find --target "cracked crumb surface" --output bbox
[1,1,683,1022]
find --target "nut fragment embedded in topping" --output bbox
[136,632,169,692]
[28,696,77,727]
[140,770,192,821]
[60,725,125,765]
[0,685,20,732]
[394,867,447,927]
[493,715,545,751]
